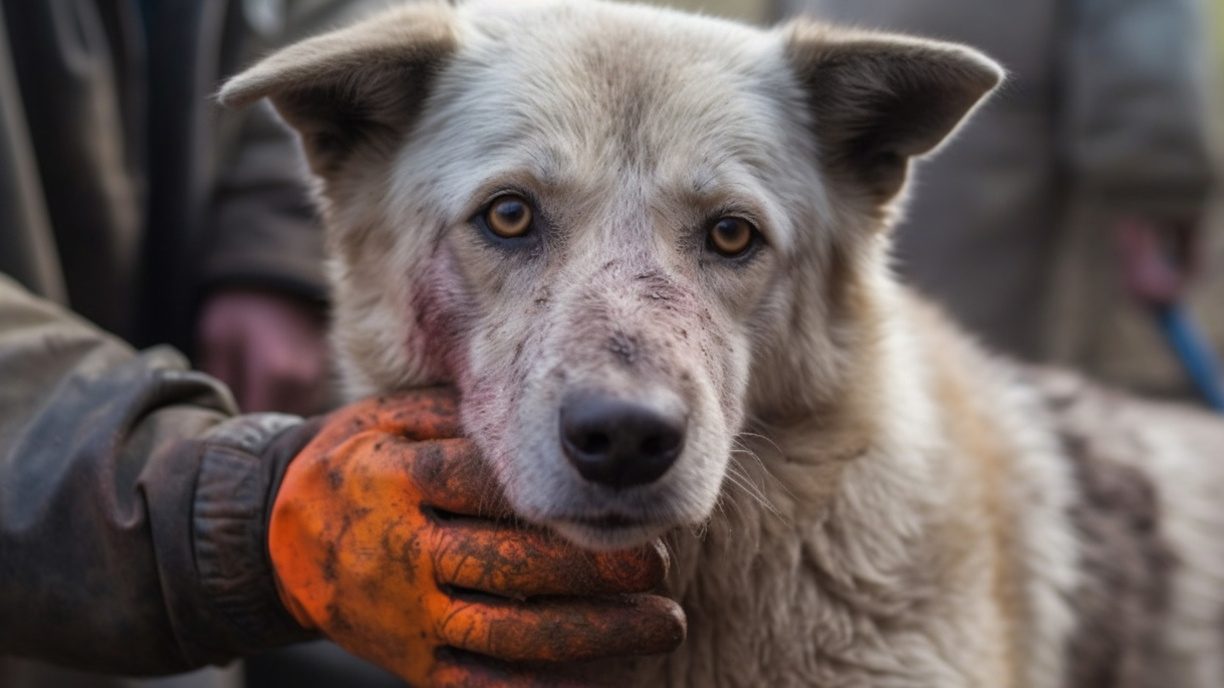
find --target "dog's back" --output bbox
[894,297,1224,688]
[1030,367,1224,686]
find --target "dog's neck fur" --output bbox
[654,275,950,685]
[647,278,1077,687]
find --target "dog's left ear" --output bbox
[784,22,1003,204]
[219,3,457,179]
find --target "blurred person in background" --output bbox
[0,0,334,417]
[772,0,1217,398]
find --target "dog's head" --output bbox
[223,0,1000,549]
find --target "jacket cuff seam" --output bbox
[192,416,312,653]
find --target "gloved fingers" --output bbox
[316,388,463,449]
[429,653,593,688]
[437,593,686,663]
[367,387,463,440]
[307,433,510,518]
[434,524,668,597]
[405,438,514,518]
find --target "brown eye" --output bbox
[708,217,756,257]
[485,195,533,238]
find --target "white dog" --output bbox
[223,2,1224,685]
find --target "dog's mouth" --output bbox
[548,511,670,550]
[561,512,654,530]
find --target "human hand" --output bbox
[1115,216,1202,307]
[269,389,686,687]
[197,288,329,414]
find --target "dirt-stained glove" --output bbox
[269,389,685,686]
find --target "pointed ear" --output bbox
[219,3,457,177]
[783,22,1002,203]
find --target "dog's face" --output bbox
[224,0,999,549]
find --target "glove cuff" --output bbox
[192,413,324,654]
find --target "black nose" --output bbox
[560,391,686,488]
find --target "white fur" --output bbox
[222,2,1224,685]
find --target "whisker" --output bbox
[736,431,784,457]
[730,433,798,505]
[722,461,781,519]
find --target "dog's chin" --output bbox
[547,516,674,551]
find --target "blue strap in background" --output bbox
[1155,304,1224,412]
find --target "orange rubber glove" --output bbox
[269,389,685,686]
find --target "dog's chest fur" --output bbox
[625,297,1224,688]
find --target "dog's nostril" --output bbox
[560,390,687,489]
[640,431,680,457]
[579,431,612,454]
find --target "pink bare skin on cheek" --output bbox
[406,243,546,501]
[409,270,521,507]
[409,264,471,389]
[407,244,508,409]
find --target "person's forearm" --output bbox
[1066,0,1213,219]
[0,274,312,673]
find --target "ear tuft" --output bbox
[219,3,458,176]
[784,21,1003,202]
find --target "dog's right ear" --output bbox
[783,22,1002,206]
[219,3,457,178]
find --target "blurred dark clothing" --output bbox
[0,0,326,351]
[777,0,1214,363]
[0,274,317,684]
[0,1,367,686]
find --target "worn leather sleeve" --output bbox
[0,274,316,674]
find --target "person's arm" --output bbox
[202,101,327,309]
[1065,0,1213,220]
[197,94,330,415]
[194,0,361,415]
[1065,0,1215,307]
[0,273,314,673]
[196,0,396,416]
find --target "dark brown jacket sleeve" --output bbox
[199,0,395,306]
[0,274,315,674]
[201,100,326,304]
